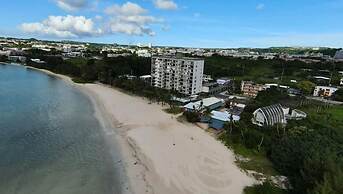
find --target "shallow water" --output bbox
[0,64,122,194]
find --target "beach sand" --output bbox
[81,83,255,194]
[21,65,255,194]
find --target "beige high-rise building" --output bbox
[151,56,204,95]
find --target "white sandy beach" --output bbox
[81,83,255,194]
[21,65,255,194]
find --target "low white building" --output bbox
[183,97,223,112]
[139,75,152,82]
[209,111,240,130]
[216,78,231,85]
[313,86,338,97]
[252,104,307,127]
[252,104,287,127]
[31,59,45,64]
[137,49,151,57]
[264,83,290,90]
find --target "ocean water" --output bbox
[0,64,122,194]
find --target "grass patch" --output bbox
[244,182,288,194]
[232,142,278,176]
[300,104,343,127]
[219,133,278,177]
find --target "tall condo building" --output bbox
[151,56,204,95]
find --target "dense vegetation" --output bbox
[251,47,340,57]
[204,55,343,86]
[0,55,7,62]
[26,54,151,82]
[221,87,343,194]
[25,54,182,106]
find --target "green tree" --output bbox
[297,81,316,95]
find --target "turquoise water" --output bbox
[0,64,122,194]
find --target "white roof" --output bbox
[264,83,290,89]
[171,96,191,103]
[211,111,240,122]
[314,76,330,80]
[235,103,246,109]
[139,75,152,79]
[184,97,222,110]
[315,86,338,90]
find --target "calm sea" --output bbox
[0,64,123,194]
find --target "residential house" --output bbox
[241,81,264,98]
[313,86,338,97]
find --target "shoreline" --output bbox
[13,64,256,194]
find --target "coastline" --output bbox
[16,64,255,194]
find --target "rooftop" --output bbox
[184,97,223,110]
[211,111,240,122]
[152,55,204,61]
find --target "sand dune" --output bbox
[82,84,255,194]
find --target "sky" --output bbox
[1,0,343,48]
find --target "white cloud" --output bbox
[256,3,265,11]
[105,2,147,16]
[153,0,178,10]
[104,2,161,36]
[55,0,89,11]
[21,1,163,38]
[20,15,102,38]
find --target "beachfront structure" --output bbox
[210,111,240,130]
[183,97,223,112]
[313,86,338,97]
[252,104,287,127]
[252,104,307,127]
[151,56,204,95]
[241,81,264,98]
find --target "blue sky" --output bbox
[1,0,343,48]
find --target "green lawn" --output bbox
[326,106,343,121]
[219,133,279,177]
[301,104,343,125]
